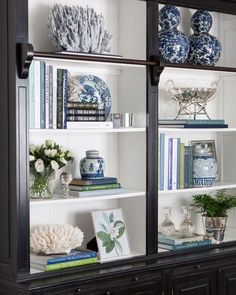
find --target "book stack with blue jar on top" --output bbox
[69,177,125,198]
[30,249,97,271]
[158,232,212,251]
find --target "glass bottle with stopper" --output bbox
[179,206,195,237]
[60,171,73,198]
[160,207,175,236]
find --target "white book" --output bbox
[66,121,113,129]
[70,187,125,198]
[45,64,50,129]
[52,66,57,129]
[34,61,41,129]
[172,138,178,190]
[163,135,169,191]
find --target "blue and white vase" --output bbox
[188,10,222,66]
[192,143,217,187]
[158,5,190,63]
[80,150,105,179]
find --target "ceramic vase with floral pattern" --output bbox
[80,150,105,179]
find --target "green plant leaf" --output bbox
[109,212,114,223]
[117,226,125,239]
[114,239,123,254]
[105,241,115,253]
[97,231,111,243]
[114,220,123,228]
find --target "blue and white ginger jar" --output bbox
[158,5,190,64]
[188,10,222,66]
[192,144,217,187]
[80,150,105,179]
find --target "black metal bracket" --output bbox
[17,43,34,79]
[150,56,164,86]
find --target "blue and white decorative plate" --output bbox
[68,74,112,120]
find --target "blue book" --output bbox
[40,61,46,129]
[168,138,173,190]
[57,69,63,129]
[158,239,212,250]
[158,232,205,245]
[49,65,54,129]
[30,249,97,265]
[159,133,165,191]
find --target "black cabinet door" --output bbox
[219,265,236,295]
[171,264,217,295]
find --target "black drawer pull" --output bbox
[194,264,201,269]
[105,292,111,295]
[133,277,139,282]
[75,288,81,294]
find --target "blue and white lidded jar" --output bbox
[158,5,190,63]
[192,143,217,187]
[80,150,105,179]
[188,10,222,66]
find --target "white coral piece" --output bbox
[48,4,112,54]
[30,224,84,254]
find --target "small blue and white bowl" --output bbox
[80,150,105,179]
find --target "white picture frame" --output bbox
[91,208,132,262]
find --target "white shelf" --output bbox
[159,181,236,195]
[159,127,236,133]
[29,127,146,134]
[30,189,146,205]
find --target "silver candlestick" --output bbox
[60,171,73,198]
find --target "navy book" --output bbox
[70,177,118,186]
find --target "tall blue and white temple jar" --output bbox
[188,10,222,66]
[158,5,190,63]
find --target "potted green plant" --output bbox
[193,190,236,242]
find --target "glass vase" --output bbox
[30,173,55,199]
[179,206,195,237]
[160,207,175,236]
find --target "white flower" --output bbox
[51,160,59,171]
[29,144,36,154]
[60,157,67,164]
[66,151,72,158]
[29,155,35,161]
[44,149,57,158]
[34,159,45,173]
[108,223,119,241]
[45,139,54,148]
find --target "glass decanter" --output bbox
[179,206,195,237]
[160,207,175,236]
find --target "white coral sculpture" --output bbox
[30,224,84,254]
[48,4,112,54]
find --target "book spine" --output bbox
[159,133,165,191]
[46,257,97,271]
[184,124,228,128]
[40,61,45,129]
[52,66,57,129]
[67,109,105,115]
[45,64,50,129]
[71,177,118,186]
[66,121,113,129]
[34,60,41,129]
[176,138,181,189]
[186,119,225,125]
[57,69,63,129]
[62,69,68,129]
[70,188,125,198]
[67,102,99,109]
[172,240,212,250]
[69,183,121,191]
[180,143,185,189]
[189,146,193,188]
[168,138,173,190]
[49,65,53,129]
[29,62,35,129]
[47,252,97,265]
[184,146,190,188]
[67,115,105,122]
[163,135,169,191]
[171,138,178,190]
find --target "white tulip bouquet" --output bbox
[29,139,73,198]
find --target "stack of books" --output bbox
[69,177,124,197]
[158,232,212,251]
[159,119,228,128]
[159,133,193,190]
[30,249,97,271]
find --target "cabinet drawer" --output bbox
[45,270,163,295]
